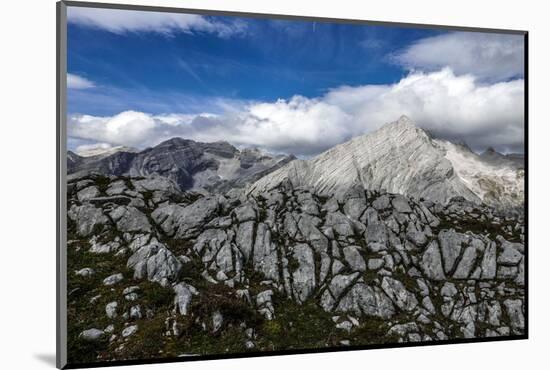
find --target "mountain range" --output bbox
[248,116,524,210]
[68,116,524,210]
[66,115,525,359]
[68,139,295,193]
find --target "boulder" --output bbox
[372,195,390,210]
[365,223,388,252]
[233,203,257,223]
[105,301,118,319]
[420,240,445,280]
[109,206,152,233]
[77,186,101,202]
[453,245,479,279]
[152,196,220,239]
[127,240,182,285]
[497,238,524,266]
[253,223,280,282]
[291,243,316,303]
[438,230,467,274]
[256,290,275,320]
[392,195,412,213]
[75,267,94,277]
[481,241,497,279]
[79,328,105,341]
[68,204,109,237]
[343,246,366,272]
[121,325,138,338]
[235,221,255,260]
[212,311,224,332]
[103,273,123,286]
[173,282,198,316]
[381,276,418,312]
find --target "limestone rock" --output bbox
[103,273,123,286]
[152,196,220,239]
[79,328,105,341]
[481,241,497,279]
[127,240,182,285]
[381,276,418,312]
[233,203,257,223]
[291,243,316,303]
[365,223,388,252]
[253,223,280,282]
[173,282,198,316]
[110,206,152,233]
[122,325,138,338]
[438,230,467,274]
[75,267,94,277]
[256,290,275,320]
[392,195,413,213]
[77,186,100,202]
[105,302,118,319]
[420,240,445,281]
[68,204,109,237]
[212,311,224,332]
[343,246,366,272]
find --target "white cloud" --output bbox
[67,7,246,37]
[68,68,524,156]
[393,32,524,81]
[67,73,95,89]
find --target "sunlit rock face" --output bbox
[68,171,525,360]
[249,116,524,211]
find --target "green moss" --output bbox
[391,269,419,295]
[67,333,109,364]
[141,190,154,203]
[286,256,300,273]
[123,178,135,191]
[115,316,167,360]
[93,175,111,194]
[263,320,283,336]
[176,325,249,355]
[191,283,262,328]
[140,281,175,308]
[350,316,399,345]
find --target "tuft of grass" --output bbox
[191,283,262,329]
[93,175,111,194]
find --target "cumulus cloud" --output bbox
[324,68,524,152]
[67,7,246,37]
[68,68,524,156]
[392,32,524,81]
[67,73,95,89]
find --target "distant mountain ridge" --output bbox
[68,116,524,209]
[68,138,295,192]
[76,145,139,158]
[248,116,524,210]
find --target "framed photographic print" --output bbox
[56,1,528,368]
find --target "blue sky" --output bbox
[68,12,439,116]
[66,6,525,155]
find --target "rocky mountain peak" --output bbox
[157,137,191,146]
[376,114,427,137]
[68,137,294,192]
[248,116,523,210]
